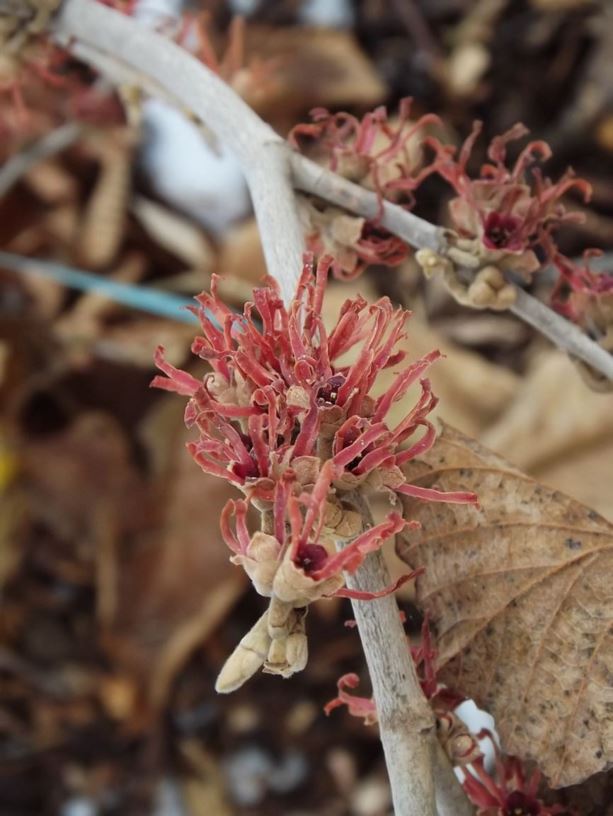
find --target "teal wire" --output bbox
[0,251,199,325]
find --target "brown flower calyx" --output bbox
[215,598,310,693]
[416,248,517,311]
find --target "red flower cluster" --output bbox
[432,122,592,280]
[153,256,476,687]
[290,98,441,205]
[292,99,603,329]
[325,617,480,767]
[291,99,442,278]
[548,247,613,329]
[154,256,474,507]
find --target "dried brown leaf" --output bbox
[103,401,245,713]
[483,351,613,471]
[397,422,613,787]
[244,26,386,128]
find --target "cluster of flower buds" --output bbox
[153,255,476,692]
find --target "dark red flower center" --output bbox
[318,373,346,405]
[232,459,259,480]
[483,211,523,250]
[295,543,329,573]
[504,790,541,816]
[232,432,260,480]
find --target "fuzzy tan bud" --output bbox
[215,611,271,694]
[263,608,309,678]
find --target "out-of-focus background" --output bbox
[1,1,612,814]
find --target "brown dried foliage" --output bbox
[397,423,613,788]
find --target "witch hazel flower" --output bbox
[549,246,613,327]
[462,732,575,816]
[291,98,442,278]
[326,617,479,767]
[153,255,476,506]
[416,122,593,312]
[216,461,415,692]
[290,98,441,204]
[298,198,409,280]
[222,461,412,605]
[434,122,592,275]
[152,255,476,691]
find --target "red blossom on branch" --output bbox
[153,255,477,507]
[220,460,415,604]
[291,98,442,277]
[326,617,466,723]
[548,246,613,328]
[290,98,441,205]
[462,732,574,816]
[433,122,592,277]
[152,255,477,686]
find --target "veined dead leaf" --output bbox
[396,422,613,788]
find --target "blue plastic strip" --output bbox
[0,251,200,324]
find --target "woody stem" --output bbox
[341,492,474,816]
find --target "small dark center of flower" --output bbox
[318,373,346,405]
[232,432,259,480]
[483,212,522,250]
[232,459,259,480]
[504,791,541,816]
[339,426,369,471]
[295,543,329,573]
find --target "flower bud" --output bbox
[215,611,271,694]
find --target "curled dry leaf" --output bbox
[396,422,613,788]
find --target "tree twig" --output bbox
[339,508,437,814]
[43,0,613,381]
[511,288,613,379]
[291,153,446,252]
[341,492,474,816]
